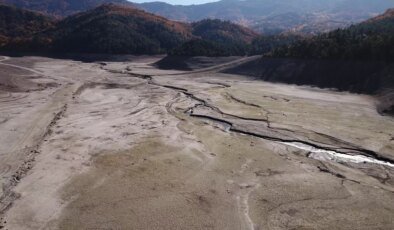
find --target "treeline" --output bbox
[169,19,259,56]
[169,35,302,57]
[169,39,248,57]
[249,34,303,55]
[169,19,305,57]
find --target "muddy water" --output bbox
[282,142,394,168]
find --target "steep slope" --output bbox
[12,4,193,54]
[0,0,131,17]
[0,4,54,40]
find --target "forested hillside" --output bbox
[0,4,54,45]
[3,4,193,54]
[170,19,260,56]
[271,9,394,61]
[192,19,258,44]
[0,4,261,55]
[0,0,130,17]
[2,0,393,35]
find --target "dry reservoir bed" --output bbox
[0,55,393,229]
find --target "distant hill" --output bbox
[137,0,394,35]
[271,8,394,61]
[1,4,259,55]
[0,0,131,17]
[2,0,393,35]
[0,4,54,39]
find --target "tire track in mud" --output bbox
[0,63,79,225]
[0,101,70,216]
[0,57,45,76]
[0,93,28,103]
[237,183,261,230]
[0,56,71,83]
[152,55,261,76]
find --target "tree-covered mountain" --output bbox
[138,0,394,21]
[271,9,394,61]
[169,19,260,56]
[0,4,54,46]
[137,0,394,35]
[0,0,131,17]
[170,20,302,57]
[2,0,393,35]
[0,4,260,55]
[30,4,193,54]
[192,19,258,44]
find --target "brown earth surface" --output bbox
[0,55,393,230]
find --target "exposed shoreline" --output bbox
[0,55,393,229]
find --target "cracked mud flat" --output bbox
[0,55,393,229]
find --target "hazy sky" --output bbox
[130,0,219,5]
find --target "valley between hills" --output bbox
[0,55,393,229]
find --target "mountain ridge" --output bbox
[30,3,192,54]
[0,3,258,55]
[137,0,394,35]
[2,0,393,35]
[0,0,131,17]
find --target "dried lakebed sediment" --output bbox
[0,55,393,229]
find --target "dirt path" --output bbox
[154,55,262,76]
[0,56,42,75]
[0,57,80,221]
[0,56,72,83]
